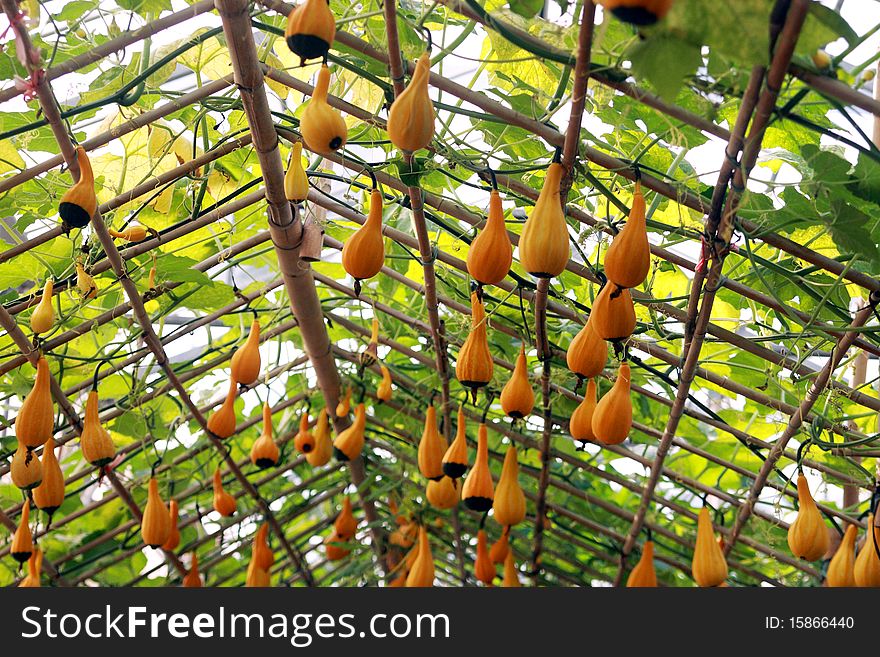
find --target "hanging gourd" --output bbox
[33,438,64,518]
[787,473,830,561]
[489,529,510,564]
[377,364,393,402]
[604,182,650,289]
[566,319,607,379]
[626,541,658,587]
[11,500,33,563]
[163,499,180,552]
[285,141,309,202]
[58,145,97,230]
[493,445,526,527]
[570,379,598,443]
[300,65,347,156]
[390,521,418,549]
[360,316,380,369]
[500,346,534,419]
[462,423,494,512]
[387,52,435,152]
[342,188,384,293]
[182,552,202,587]
[502,551,521,587]
[307,408,333,467]
[294,412,316,454]
[230,319,261,386]
[333,402,366,461]
[16,356,54,449]
[254,524,275,570]
[212,469,237,517]
[11,444,42,491]
[591,361,632,445]
[597,0,673,26]
[442,405,469,479]
[456,291,494,402]
[141,477,172,548]
[80,388,116,467]
[418,404,447,481]
[324,530,351,561]
[590,283,636,341]
[334,496,358,541]
[245,558,271,587]
[75,262,97,299]
[336,386,352,417]
[826,524,857,587]
[467,188,512,287]
[405,526,434,587]
[388,572,408,587]
[854,512,880,587]
[475,529,496,585]
[518,161,570,278]
[147,255,157,292]
[107,224,148,242]
[207,378,238,439]
[251,402,280,469]
[284,0,336,64]
[19,548,42,588]
[692,507,728,587]
[426,476,459,510]
[30,279,54,334]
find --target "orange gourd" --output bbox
[360,316,380,368]
[590,283,636,341]
[597,0,673,26]
[254,524,275,570]
[406,526,434,587]
[75,262,98,299]
[11,444,42,491]
[250,402,280,469]
[333,402,366,461]
[16,356,54,449]
[692,507,728,587]
[502,551,521,587]
[426,476,459,510]
[603,182,650,288]
[33,438,64,515]
[336,387,352,417]
[455,291,494,400]
[58,145,97,230]
[489,529,510,564]
[230,320,261,385]
[182,552,202,587]
[388,572,408,587]
[307,408,333,466]
[245,558,271,587]
[442,405,469,479]
[853,514,880,587]
[500,346,534,419]
[787,473,830,561]
[11,500,33,563]
[467,189,512,286]
[294,412,316,454]
[163,499,180,552]
[475,529,496,585]
[591,361,632,445]
[342,188,384,284]
[334,496,358,541]
[387,52,434,152]
[418,404,447,481]
[19,548,42,587]
[207,378,238,439]
[377,364,393,402]
[30,279,54,334]
[626,540,658,587]
[518,162,570,278]
[141,477,172,548]
[462,423,494,512]
[108,224,148,242]
[300,65,347,155]
[285,141,309,202]
[324,531,351,561]
[826,525,857,587]
[570,378,598,443]
[493,445,525,527]
[566,319,608,378]
[212,469,237,517]
[80,389,116,466]
[284,0,336,64]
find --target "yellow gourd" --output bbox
[80,389,115,467]
[342,188,384,283]
[141,477,172,548]
[333,402,366,461]
[11,500,33,563]
[853,515,880,587]
[467,189,512,286]
[285,141,309,202]
[58,145,97,229]
[336,387,351,417]
[489,529,510,564]
[570,378,598,443]
[455,291,494,400]
[387,52,434,152]
[500,346,534,419]
[377,364,392,402]
[300,65,347,156]
[230,320,261,385]
[493,445,525,527]
[787,473,830,561]
[108,224,148,242]
[30,279,54,334]
[294,412,315,455]
[212,469,237,517]
[590,283,636,341]
[163,499,180,552]
[245,558,271,587]
[442,405,469,479]
[334,496,358,541]
[566,319,607,378]
[207,378,238,439]
[307,408,333,467]
[250,402,280,469]
[626,540,658,587]
[405,526,434,587]
[19,548,42,587]
[426,476,459,510]
[826,524,857,587]
[518,162,570,278]
[284,0,336,64]
[502,551,521,587]
[475,529,496,585]
[692,507,728,587]
[16,356,54,449]
[604,182,650,288]
[75,262,97,299]
[33,438,64,515]
[182,552,202,587]
[462,423,494,512]
[254,524,275,570]
[418,404,448,481]
[324,531,351,561]
[591,361,632,445]
[11,444,42,491]
[597,0,673,26]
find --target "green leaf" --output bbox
[508,0,544,18]
[628,35,702,101]
[826,199,880,266]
